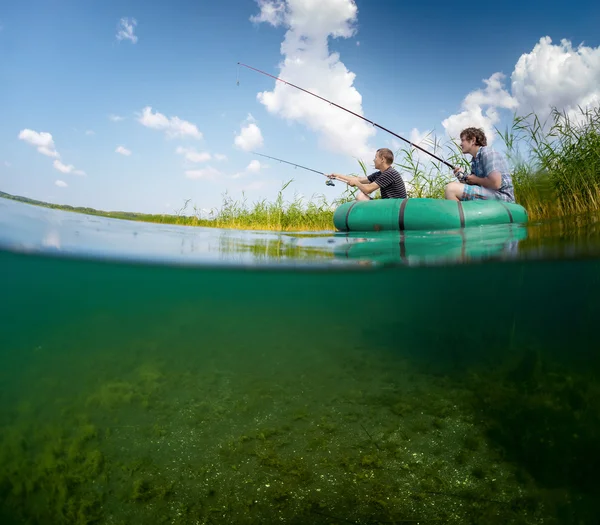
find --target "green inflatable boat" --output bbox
[333,198,528,232]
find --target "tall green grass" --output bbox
[161,180,357,231]
[499,106,600,218]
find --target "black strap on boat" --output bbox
[499,202,514,223]
[344,202,358,232]
[398,198,409,231]
[460,229,467,259]
[457,201,466,228]
[399,232,407,262]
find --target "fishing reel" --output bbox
[325,179,335,187]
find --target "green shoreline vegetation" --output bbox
[2,107,599,231]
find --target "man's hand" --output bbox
[328,173,356,185]
[453,167,469,183]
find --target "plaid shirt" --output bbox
[470,146,515,202]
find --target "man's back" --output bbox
[367,167,407,199]
[472,146,515,202]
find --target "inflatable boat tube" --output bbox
[333,198,528,232]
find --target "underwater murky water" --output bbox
[1,198,600,524]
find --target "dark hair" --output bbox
[460,127,487,147]
[376,148,394,165]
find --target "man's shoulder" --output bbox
[480,146,505,158]
[382,166,402,177]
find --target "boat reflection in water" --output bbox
[333,223,528,267]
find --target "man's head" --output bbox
[374,148,394,170]
[459,127,487,155]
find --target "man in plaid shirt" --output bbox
[445,127,515,203]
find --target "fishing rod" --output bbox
[250,151,336,186]
[238,62,455,169]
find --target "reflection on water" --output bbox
[1,198,600,524]
[4,197,600,268]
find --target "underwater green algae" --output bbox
[1,250,599,524]
[0,335,563,525]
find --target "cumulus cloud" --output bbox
[234,122,264,151]
[138,106,202,140]
[85,130,95,136]
[443,37,600,143]
[250,0,286,25]
[116,17,138,44]
[115,146,132,156]
[442,72,517,144]
[55,180,68,187]
[214,153,228,161]
[246,159,262,173]
[53,160,85,176]
[511,37,600,121]
[176,146,211,163]
[18,129,59,158]
[250,0,374,159]
[19,129,85,175]
[185,167,221,180]
[109,114,125,122]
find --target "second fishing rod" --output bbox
[250,151,337,186]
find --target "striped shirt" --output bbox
[367,167,407,199]
[470,146,515,202]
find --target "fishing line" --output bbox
[238,62,455,169]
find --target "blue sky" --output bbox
[1,0,599,214]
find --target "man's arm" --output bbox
[329,173,370,184]
[352,180,380,194]
[466,171,502,190]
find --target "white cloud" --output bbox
[85,130,95,136]
[250,0,374,159]
[214,153,228,161]
[53,160,85,176]
[442,37,600,143]
[246,159,262,173]
[234,122,264,151]
[250,0,286,25]
[176,146,211,163]
[55,180,68,188]
[109,114,125,122]
[185,167,221,180]
[18,129,59,158]
[138,106,203,140]
[442,72,517,144]
[115,145,132,156]
[19,128,86,174]
[511,37,600,123]
[116,17,138,44]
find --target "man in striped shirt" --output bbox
[445,127,515,203]
[328,148,407,201]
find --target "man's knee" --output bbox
[445,181,463,199]
[356,191,371,202]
